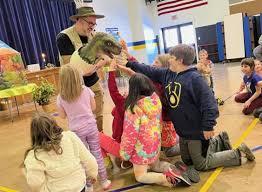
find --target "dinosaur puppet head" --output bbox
[70,32,123,73]
[79,32,122,63]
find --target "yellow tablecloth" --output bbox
[0,83,36,98]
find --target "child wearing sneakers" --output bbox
[57,65,111,191]
[120,73,192,187]
[99,63,200,184]
[152,54,180,157]
[118,44,255,171]
[117,54,180,157]
[235,58,262,115]
[101,59,133,170]
[23,113,98,192]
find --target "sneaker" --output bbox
[121,160,133,169]
[165,174,184,187]
[85,185,93,192]
[238,143,255,161]
[101,179,112,191]
[173,161,200,183]
[165,166,191,186]
[219,131,232,150]
[253,107,262,118]
[104,156,113,170]
[163,145,180,157]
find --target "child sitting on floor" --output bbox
[235,58,262,115]
[23,113,98,192]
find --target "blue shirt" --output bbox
[126,62,219,140]
[243,73,262,95]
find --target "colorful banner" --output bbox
[0,41,24,72]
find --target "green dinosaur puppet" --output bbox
[70,32,122,72]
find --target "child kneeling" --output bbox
[119,73,191,187]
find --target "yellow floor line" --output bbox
[0,186,18,192]
[0,119,259,192]
[199,118,259,192]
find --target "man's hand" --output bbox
[96,55,112,68]
[83,65,97,76]
[83,55,111,76]
[203,130,215,140]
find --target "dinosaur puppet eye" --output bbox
[107,42,112,46]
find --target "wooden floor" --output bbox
[0,62,262,192]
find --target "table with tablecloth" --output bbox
[0,83,37,121]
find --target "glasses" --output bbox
[82,18,97,27]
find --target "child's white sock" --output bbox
[101,179,111,190]
[85,185,93,192]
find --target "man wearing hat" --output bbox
[56,6,105,132]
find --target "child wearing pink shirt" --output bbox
[56,65,111,191]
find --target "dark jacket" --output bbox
[126,61,219,140]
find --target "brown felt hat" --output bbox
[69,6,105,21]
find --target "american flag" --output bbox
[157,0,208,16]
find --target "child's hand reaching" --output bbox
[117,64,135,76]
[119,39,128,52]
[109,59,117,71]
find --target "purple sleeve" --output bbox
[252,74,262,86]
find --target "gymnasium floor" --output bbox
[0,62,261,192]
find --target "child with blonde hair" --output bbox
[153,54,180,157]
[196,49,213,89]
[57,64,111,191]
[23,113,98,192]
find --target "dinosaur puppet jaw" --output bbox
[102,46,122,59]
